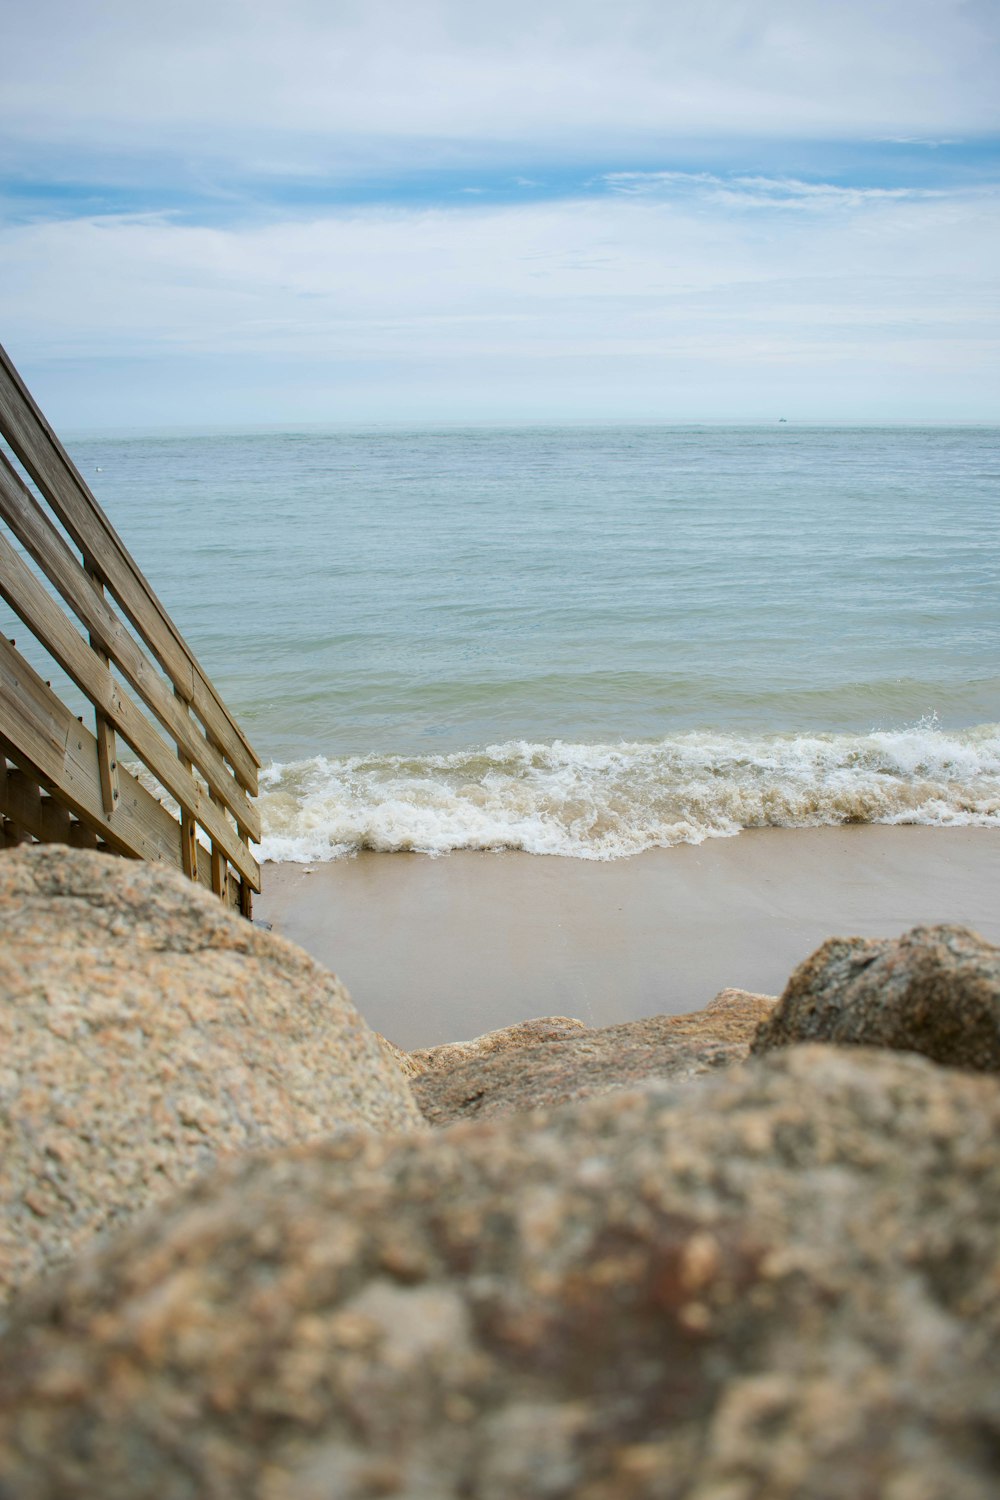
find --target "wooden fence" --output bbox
[0,341,261,914]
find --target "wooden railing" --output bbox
[0,342,261,914]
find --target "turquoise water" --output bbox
[11,425,1000,859]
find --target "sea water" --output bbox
[16,425,1000,860]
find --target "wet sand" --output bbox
[256,825,1000,1050]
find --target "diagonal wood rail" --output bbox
[0,341,261,914]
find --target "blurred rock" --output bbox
[378,1015,591,1081]
[752,923,1000,1071]
[1,1046,998,1499]
[0,846,423,1302]
[409,1013,592,1073]
[374,1031,426,1079]
[412,988,776,1125]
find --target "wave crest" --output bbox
[257,722,1000,863]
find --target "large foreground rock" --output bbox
[752,923,1000,1071]
[413,988,775,1125]
[3,1045,998,1499]
[0,846,422,1303]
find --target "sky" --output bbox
[1,0,998,427]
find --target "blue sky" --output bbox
[1,0,998,426]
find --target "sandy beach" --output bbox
[256,824,1000,1049]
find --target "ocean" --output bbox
[17,424,1000,861]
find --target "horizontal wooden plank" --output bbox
[1,765,73,846]
[0,635,186,868]
[0,664,241,908]
[0,534,260,889]
[0,340,260,784]
[68,820,101,851]
[0,631,67,767]
[1,763,42,831]
[0,341,260,793]
[0,451,260,840]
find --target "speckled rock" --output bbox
[752,923,1000,1072]
[0,1046,997,1499]
[412,988,776,1125]
[374,1032,425,1080]
[0,846,423,1303]
[377,1016,591,1081]
[409,1014,591,1074]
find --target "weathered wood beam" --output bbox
[0,720,239,906]
[0,340,260,793]
[0,636,186,868]
[0,532,260,890]
[0,451,259,839]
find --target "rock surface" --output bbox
[374,1031,425,1079]
[377,1016,593,1082]
[412,988,776,1125]
[1,1046,998,1499]
[408,1014,591,1074]
[0,846,423,1303]
[752,923,1000,1071]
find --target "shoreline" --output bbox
[255,824,1000,1050]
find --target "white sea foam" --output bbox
[256,721,1000,863]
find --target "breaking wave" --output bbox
[257,721,1000,863]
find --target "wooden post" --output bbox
[85,562,120,820]
[4,765,42,831]
[39,794,73,844]
[1,756,23,846]
[204,730,231,902]
[1,754,74,847]
[209,793,229,903]
[174,685,199,884]
[68,820,99,850]
[0,344,261,914]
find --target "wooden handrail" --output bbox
[0,637,226,884]
[0,341,259,792]
[0,454,260,841]
[0,344,260,911]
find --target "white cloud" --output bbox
[2,179,997,421]
[604,170,958,212]
[1,2,996,422]
[1,0,998,167]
